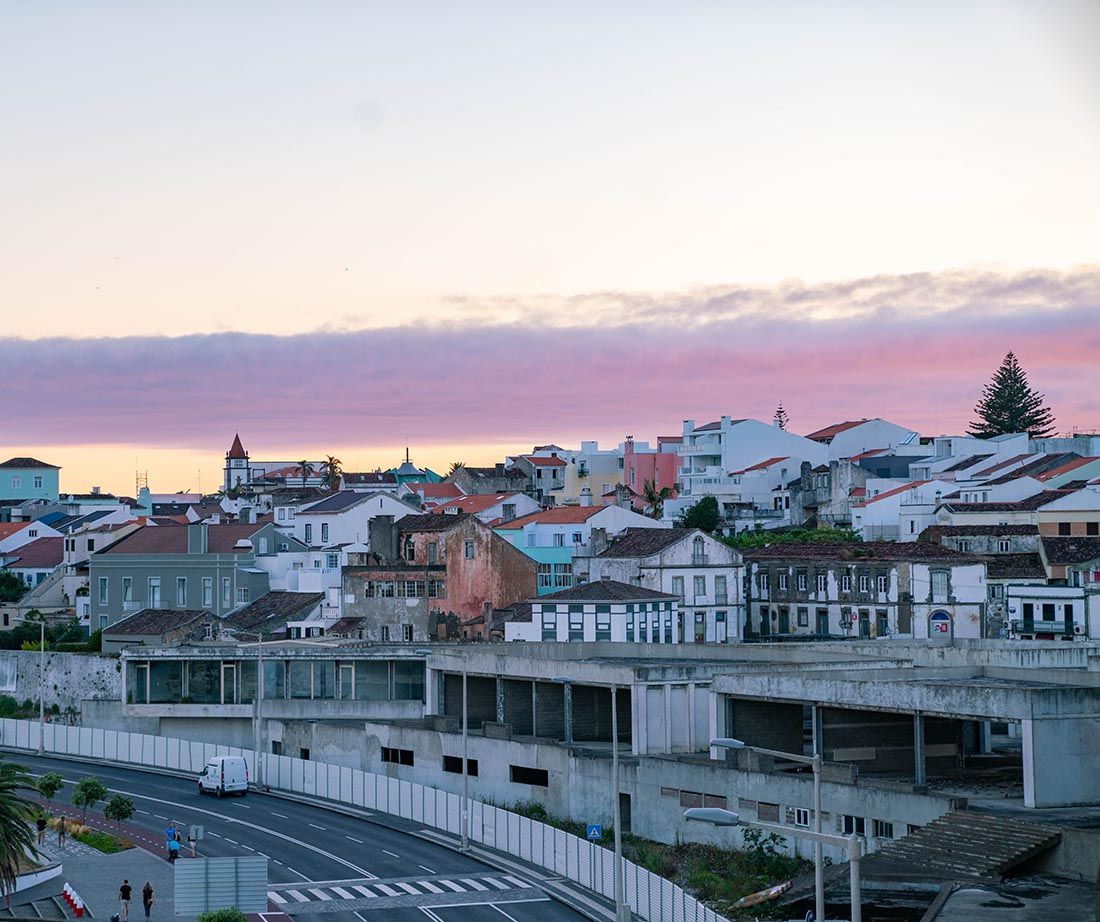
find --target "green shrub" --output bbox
[73,829,125,854]
[197,908,248,922]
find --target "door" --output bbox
[858,610,871,638]
[694,612,705,643]
[339,664,354,700]
[221,664,237,704]
[778,608,790,634]
[816,610,829,636]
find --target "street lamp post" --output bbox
[37,616,45,755]
[711,738,823,922]
[685,806,862,922]
[555,676,630,922]
[461,663,469,851]
[255,631,265,790]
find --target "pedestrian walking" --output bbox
[35,815,47,846]
[141,882,154,919]
[168,836,180,862]
[119,880,133,922]
[57,817,67,846]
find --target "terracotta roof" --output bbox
[694,418,746,432]
[297,492,375,514]
[522,456,567,467]
[536,579,677,602]
[849,486,867,497]
[597,528,690,558]
[921,524,1037,538]
[0,457,59,469]
[411,483,464,499]
[984,453,1081,485]
[457,466,527,480]
[100,523,267,555]
[342,471,397,485]
[0,523,29,540]
[984,553,1046,580]
[1041,536,1100,566]
[432,493,522,515]
[743,541,978,562]
[806,420,868,442]
[853,481,930,507]
[971,453,1031,478]
[3,537,63,569]
[497,507,602,529]
[104,609,210,637]
[227,433,247,459]
[222,591,325,632]
[327,617,366,635]
[941,490,1072,513]
[730,457,790,475]
[1036,457,1099,482]
[849,448,887,461]
[939,454,995,474]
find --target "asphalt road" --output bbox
[12,752,590,922]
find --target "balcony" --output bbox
[692,554,709,565]
[1011,619,1077,637]
[122,601,141,612]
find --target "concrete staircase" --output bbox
[863,809,1061,879]
[0,894,83,920]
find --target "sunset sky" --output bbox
[3,1,1099,495]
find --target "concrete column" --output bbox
[531,681,537,737]
[913,712,926,786]
[812,704,824,757]
[631,685,646,755]
[663,684,672,754]
[708,690,720,755]
[563,683,573,744]
[495,677,505,724]
[978,720,992,755]
[686,683,696,751]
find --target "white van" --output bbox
[198,756,249,797]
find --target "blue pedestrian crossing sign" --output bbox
[586,824,603,841]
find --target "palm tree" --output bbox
[296,460,315,486]
[642,479,673,520]
[321,455,343,489]
[448,461,466,476]
[0,759,39,907]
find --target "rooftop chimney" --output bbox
[187,522,208,554]
[368,515,399,561]
[580,486,593,507]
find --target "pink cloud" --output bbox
[4,268,1098,451]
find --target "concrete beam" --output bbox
[913,713,926,786]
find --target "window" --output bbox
[1088,522,1099,537]
[380,626,390,641]
[553,533,565,547]
[873,819,894,839]
[258,537,269,554]
[553,563,572,587]
[277,508,286,521]
[797,607,808,628]
[122,577,132,603]
[148,577,161,608]
[33,475,43,489]
[202,578,213,607]
[817,574,827,594]
[537,563,553,589]
[464,540,475,559]
[510,765,549,786]
[778,573,788,592]
[858,575,869,592]
[758,572,769,594]
[693,575,706,600]
[595,607,611,641]
[998,539,1010,553]
[427,541,438,564]
[10,476,20,489]
[500,503,516,521]
[326,553,339,568]
[236,587,249,605]
[841,574,851,592]
[428,579,445,598]
[402,624,413,642]
[572,532,583,544]
[842,815,866,836]
[304,524,313,544]
[541,612,557,641]
[526,532,537,547]
[958,539,971,552]
[279,542,288,551]
[692,536,706,563]
[1058,522,1071,536]
[931,570,948,601]
[876,574,887,594]
[626,607,635,641]
[321,523,329,544]
[98,577,108,605]
[671,576,684,601]
[714,575,727,604]
[176,577,187,607]
[989,583,1003,599]
[222,577,232,604]
[381,747,414,766]
[442,756,479,776]
[792,808,811,828]
[28,529,37,538]
[569,608,584,641]
[796,572,807,591]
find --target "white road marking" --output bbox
[153,814,167,820]
[345,836,364,844]
[491,905,523,922]
[418,865,436,874]
[286,890,309,903]
[419,908,445,922]
[355,913,372,922]
[286,867,310,881]
[460,879,490,891]
[437,881,465,893]
[382,849,400,858]
[352,886,376,899]
[271,812,289,819]
[502,876,532,889]
[373,884,400,897]
[137,810,151,815]
[417,881,444,894]
[232,802,250,808]
[330,887,355,900]
[483,877,510,890]
[395,883,420,894]
[308,823,326,830]
[307,888,332,901]
[267,892,287,906]
[421,900,551,910]
[241,844,255,851]
[224,838,238,845]
[208,832,222,838]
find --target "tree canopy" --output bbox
[968,352,1056,439]
[677,495,721,532]
[773,402,789,431]
[0,573,24,605]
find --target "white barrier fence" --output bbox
[1,719,730,922]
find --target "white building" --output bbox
[431,492,540,525]
[505,580,681,643]
[291,491,420,549]
[804,418,920,461]
[585,528,745,642]
[853,480,952,540]
[496,505,667,553]
[0,520,61,555]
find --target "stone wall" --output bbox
[0,651,121,714]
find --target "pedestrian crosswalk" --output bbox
[268,873,538,912]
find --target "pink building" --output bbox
[623,435,681,496]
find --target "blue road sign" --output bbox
[586,824,603,841]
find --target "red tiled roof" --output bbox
[0,523,29,540]
[432,493,521,514]
[101,523,267,555]
[0,457,60,469]
[806,420,868,442]
[1036,457,1099,482]
[850,448,887,461]
[730,456,789,475]
[942,490,1073,513]
[412,483,464,499]
[853,480,930,508]
[497,507,602,529]
[4,537,62,569]
[523,456,567,467]
[971,453,1031,478]
[227,433,247,459]
[850,487,867,497]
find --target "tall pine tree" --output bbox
[968,352,1056,439]
[773,402,789,431]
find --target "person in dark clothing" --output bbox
[57,818,67,846]
[35,816,47,846]
[119,880,133,921]
[141,882,154,919]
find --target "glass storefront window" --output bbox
[313,661,336,699]
[355,661,389,700]
[394,661,424,701]
[264,660,285,700]
[149,662,182,703]
[239,661,258,704]
[186,661,220,704]
[289,661,312,698]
